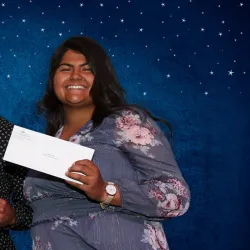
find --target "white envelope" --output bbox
[3,125,95,184]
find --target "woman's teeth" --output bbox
[67,85,86,89]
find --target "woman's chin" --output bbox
[66,96,85,104]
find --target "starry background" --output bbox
[0,0,249,249]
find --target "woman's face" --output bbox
[53,49,95,108]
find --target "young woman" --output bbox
[24,36,190,250]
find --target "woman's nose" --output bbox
[70,69,83,80]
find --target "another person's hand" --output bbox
[65,159,106,202]
[0,199,16,228]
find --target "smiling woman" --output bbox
[25,36,190,250]
[53,50,94,108]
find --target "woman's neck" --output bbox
[61,105,95,139]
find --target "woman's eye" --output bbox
[82,67,91,71]
[60,68,71,72]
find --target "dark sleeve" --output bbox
[7,163,33,230]
[0,116,33,230]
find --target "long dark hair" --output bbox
[37,36,172,140]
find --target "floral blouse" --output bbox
[24,108,190,224]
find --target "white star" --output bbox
[22,19,26,23]
[62,21,65,24]
[221,20,225,24]
[240,3,244,7]
[41,28,45,32]
[201,28,205,32]
[228,70,234,76]
[139,28,143,32]
[7,74,10,78]
[204,91,208,95]
[100,3,104,7]
[182,18,186,22]
[120,19,124,23]
[161,3,165,7]
[210,71,214,75]
[140,12,143,15]
[80,3,84,7]
[1,3,5,7]
[143,92,147,96]
[166,74,171,78]
[218,32,223,36]
[59,33,62,36]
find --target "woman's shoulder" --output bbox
[102,105,159,133]
[107,105,149,121]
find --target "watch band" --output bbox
[100,182,116,209]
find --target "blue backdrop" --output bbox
[0,0,249,249]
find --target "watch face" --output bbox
[106,184,117,196]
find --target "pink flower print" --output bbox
[124,125,154,145]
[156,193,164,201]
[168,178,189,198]
[155,226,167,250]
[146,224,160,250]
[160,193,181,210]
[116,114,140,130]
[70,134,81,144]
[142,222,168,250]
[45,242,53,250]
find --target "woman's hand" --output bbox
[65,159,107,202]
